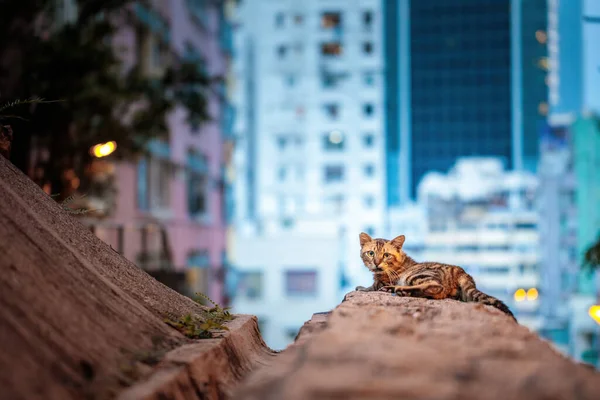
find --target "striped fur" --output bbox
[356,232,516,321]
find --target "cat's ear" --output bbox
[391,235,405,249]
[359,232,372,246]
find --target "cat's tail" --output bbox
[458,274,517,322]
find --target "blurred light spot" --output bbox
[328,130,343,144]
[538,102,548,116]
[537,57,549,71]
[535,30,547,44]
[91,141,117,158]
[526,288,538,301]
[589,305,600,324]
[514,288,526,302]
[71,177,80,190]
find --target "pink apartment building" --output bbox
[82,0,235,305]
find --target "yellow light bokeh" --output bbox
[535,30,547,44]
[589,306,600,324]
[526,288,539,301]
[91,141,117,158]
[514,288,526,302]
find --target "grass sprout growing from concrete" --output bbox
[164,292,234,339]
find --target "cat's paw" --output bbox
[380,286,410,296]
[355,286,368,292]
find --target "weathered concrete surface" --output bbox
[0,156,274,400]
[4,153,600,400]
[232,291,600,400]
[118,315,275,400]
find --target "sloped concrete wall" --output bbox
[2,155,600,400]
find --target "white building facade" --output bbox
[230,0,386,348]
[390,158,542,330]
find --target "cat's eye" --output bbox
[368,251,375,257]
[384,253,390,258]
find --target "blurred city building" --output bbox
[384,0,548,204]
[568,116,600,365]
[543,0,600,365]
[230,0,385,347]
[228,221,341,350]
[47,0,236,304]
[417,158,541,330]
[536,122,577,355]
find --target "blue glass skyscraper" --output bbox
[384,0,548,203]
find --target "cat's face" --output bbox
[359,233,406,273]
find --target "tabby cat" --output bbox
[356,232,516,321]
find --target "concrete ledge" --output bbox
[118,315,276,400]
[0,156,275,400]
[232,291,600,400]
[4,155,600,400]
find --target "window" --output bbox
[456,245,478,252]
[363,71,375,86]
[275,12,285,28]
[187,250,210,268]
[285,75,296,87]
[323,103,340,119]
[285,328,299,341]
[363,133,375,147]
[363,164,375,177]
[362,10,373,29]
[321,12,341,29]
[364,195,375,208]
[285,270,317,296]
[294,42,304,55]
[282,217,295,229]
[327,194,345,214]
[294,14,303,25]
[277,45,287,59]
[363,103,374,117]
[323,131,345,150]
[137,158,149,210]
[362,42,373,55]
[321,42,343,56]
[137,29,168,75]
[321,70,347,88]
[278,166,288,181]
[364,226,375,236]
[515,222,536,229]
[186,251,210,295]
[237,271,263,300]
[137,147,172,211]
[187,150,208,217]
[277,136,288,150]
[480,266,510,275]
[324,165,344,183]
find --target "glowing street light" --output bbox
[589,305,600,325]
[514,288,526,302]
[90,141,117,158]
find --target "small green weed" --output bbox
[164,292,234,339]
[51,193,96,215]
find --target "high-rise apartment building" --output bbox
[231,0,386,348]
[384,0,548,204]
[544,0,600,365]
[51,0,235,304]
[418,158,541,330]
